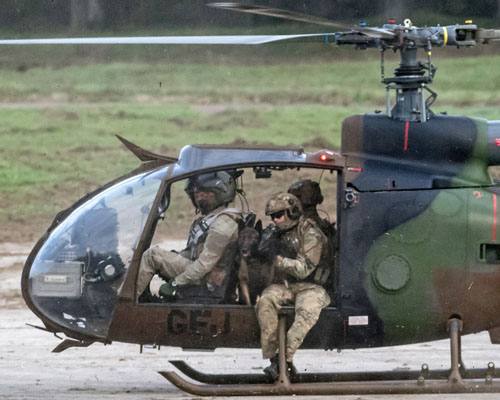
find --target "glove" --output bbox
[159,278,178,298]
[276,244,297,259]
[258,225,280,264]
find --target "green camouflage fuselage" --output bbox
[339,114,500,347]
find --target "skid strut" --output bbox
[159,317,500,396]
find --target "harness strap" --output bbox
[186,208,244,259]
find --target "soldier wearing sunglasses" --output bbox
[256,192,331,380]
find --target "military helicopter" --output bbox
[10,2,500,396]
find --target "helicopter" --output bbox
[10,2,500,396]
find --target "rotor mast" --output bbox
[383,46,436,123]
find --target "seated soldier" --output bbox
[288,179,330,232]
[256,192,331,380]
[136,170,243,302]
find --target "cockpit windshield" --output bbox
[27,166,166,338]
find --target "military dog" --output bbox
[236,220,273,305]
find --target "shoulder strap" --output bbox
[187,208,244,246]
[216,208,246,228]
[186,213,219,252]
[185,208,244,259]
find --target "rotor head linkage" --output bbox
[383,47,436,123]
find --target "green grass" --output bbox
[4,55,500,104]
[0,102,363,188]
[2,51,500,242]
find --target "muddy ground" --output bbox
[2,242,500,400]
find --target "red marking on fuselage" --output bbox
[404,121,409,151]
[494,193,498,242]
[474,191,482,199]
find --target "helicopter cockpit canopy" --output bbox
[26,166,166,339]
[23,143,344,340]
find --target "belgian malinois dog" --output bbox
[237,220,274,305]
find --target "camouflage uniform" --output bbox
[256,213,331,363]
[288,178,332,234]
[136,206,241,295]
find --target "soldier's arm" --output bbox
[274,225,324,280]
[175,215,239,286]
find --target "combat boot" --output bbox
[138,286,160,303]
[263,355,297,380]
[263,354,279,380]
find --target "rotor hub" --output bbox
[383,47,436,122]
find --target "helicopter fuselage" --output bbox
[21,112,500,352]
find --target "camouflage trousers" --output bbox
[256,282,330,362]
[136,245,191,296]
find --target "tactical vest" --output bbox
[185,207,243,288]
[275,216,330,286]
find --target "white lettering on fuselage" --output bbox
[348,316,369,326]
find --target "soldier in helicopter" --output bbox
[288,179,327,228]
[256,192,331,380]
[136,170,244,302]
[288,178,337,263]
[288,179,337,237]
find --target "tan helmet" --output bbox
[265,192,302,230]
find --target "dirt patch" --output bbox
[0,256,27,309]
[0,177,107,244]
[301,136,337,150]
[0,216,48,244]
[2,306,500,400]
[3,240,500,399]
[192,103,274,115]
[70,145,113,153]
[0,243,28,309]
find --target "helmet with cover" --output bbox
[288,179,323,212]
[265,192,302,231]
[185,170,236,212]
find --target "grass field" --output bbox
[1,38,500,243]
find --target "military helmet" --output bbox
[265,192,302,230]
[185,171,236,209]
[288,179,323,210]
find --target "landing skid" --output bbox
[159,317,500,396]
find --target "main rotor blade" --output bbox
[208,2,395,39]
[476,29,500,42]
[0,34,337,45]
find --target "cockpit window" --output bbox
[27,166,166,338]
[141,166,338,305]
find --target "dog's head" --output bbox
[237,220,262,259]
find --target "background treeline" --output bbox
[2,0,500,32]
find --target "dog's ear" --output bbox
[255,220,262,235]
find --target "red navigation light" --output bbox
[495,139,500,147]
[309,149,337,164]
[388,18,396,24]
